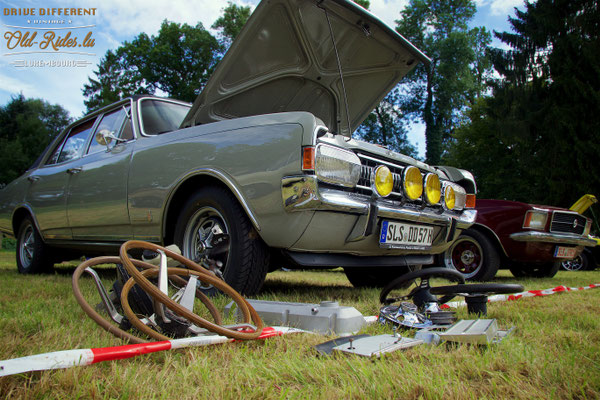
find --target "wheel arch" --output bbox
[162,169,261,246]
[467,223,508,258]
[11,205,44,242]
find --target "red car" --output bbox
[440,199,596,280]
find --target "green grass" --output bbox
[1,250,599,399]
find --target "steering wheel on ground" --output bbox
[379,268,466,307]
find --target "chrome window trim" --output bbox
[83,104,136,158]
[136,97,192,137]
[43,115,101,167]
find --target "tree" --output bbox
[394,0,492,164]
[0,95,71,185]
[353,0,418,156]
[83,20,220,111]
[446,0,600,205]
[82,49,150,112]
[211,2,252,49]
[356,89,418,157]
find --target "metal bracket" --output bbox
[84,267,124,325]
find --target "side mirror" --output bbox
[96,129,125,149]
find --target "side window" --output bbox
[140,100,190,135]
[87,106,133,155]
[47,119,96,165]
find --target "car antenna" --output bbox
[319,1,352,141]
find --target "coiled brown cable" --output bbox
[72,240,263,343]
[119,241,263,340]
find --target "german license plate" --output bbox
[554,246,577,258]
[379,221,434,247]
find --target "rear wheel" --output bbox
[16,217,54,274]
[344,265,417,288]
[174,187,269,296]
[561,253,588,271]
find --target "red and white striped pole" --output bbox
[441,283,600,309]
[0,327,303,377]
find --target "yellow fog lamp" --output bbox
[424,173,441,205]
[403,166,423,200]
[372,165,394,197]
[444,185,456,210]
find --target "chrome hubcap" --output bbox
[19,225,35,268]
[460,250,475,265]
[183,207,230,284]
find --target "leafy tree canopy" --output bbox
[394,0,492,164]
[0,95,71,185]
[83,3,252,112]
[445,0,600,206]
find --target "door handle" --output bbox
[67,167,83,174]
[27,176,40,182]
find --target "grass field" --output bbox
[1,249,599,399]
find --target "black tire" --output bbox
[441,229,500,281]
[344,265,416,288]
[561,252,589,271]
[16,216,54,274]
[174,186,269,296]
[509,261,561,278]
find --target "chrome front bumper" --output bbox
[282,175,476,231]
[510,231,598,247]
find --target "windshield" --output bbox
[140,99,191,135]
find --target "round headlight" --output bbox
[403,166,423,200]
[424,173,441,205]
[373,165,394,197]
[444,185,456,210]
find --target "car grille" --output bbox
[356,154,404,199]
[550,211,587,235]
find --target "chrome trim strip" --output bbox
[282,175,476,229]
[163,168,261,239]
[313,125,328,144]
[509,231,597,246]
[357,153,408,171]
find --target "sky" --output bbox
[0,0,526,157]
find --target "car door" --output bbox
[27,118,97,239]
[66,105,135,240]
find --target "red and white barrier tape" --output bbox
[441,283,600,309]
[0,326,303,377]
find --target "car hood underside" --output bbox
[180,0,429,136]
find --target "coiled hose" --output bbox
[73,241,263,343]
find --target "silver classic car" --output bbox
[0,0,477,294]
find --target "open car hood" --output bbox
[181,0,429,136]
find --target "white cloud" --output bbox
[476,0,525,16]
[368,0,409,29]
[58,0,256,39]
[0,71,37,96]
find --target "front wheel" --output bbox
[441,230,500,281]
[174,187,269,296]
[16,217,54,274]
